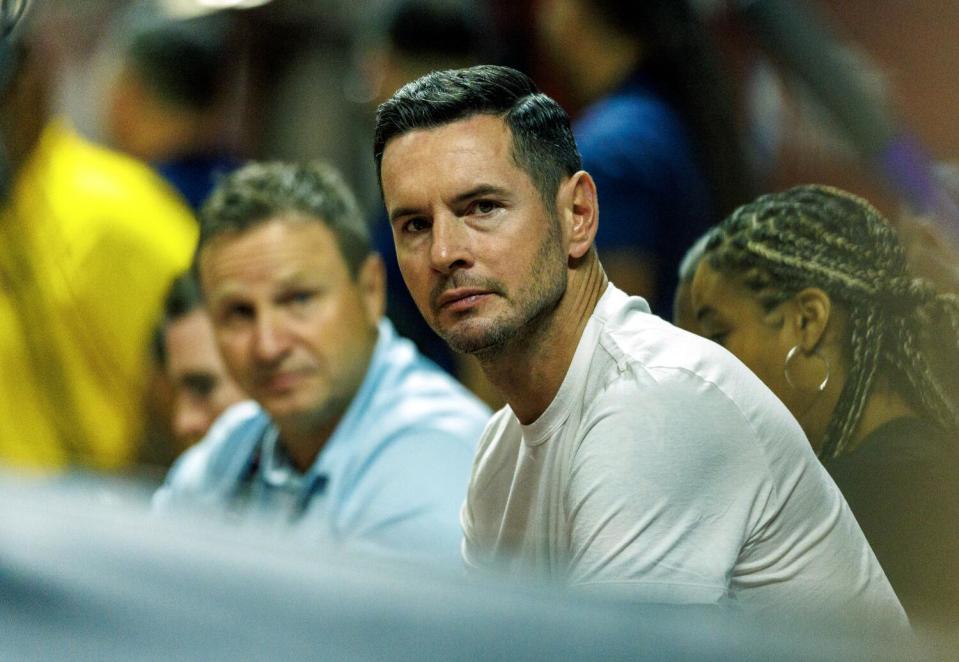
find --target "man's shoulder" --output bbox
[590,289,718,384]
[372,325,491,432]
[596,291,747,387]
[162,401,269,493]
[586,288,805,448]
[331,326,489,477]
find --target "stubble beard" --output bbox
[438,220,568,358]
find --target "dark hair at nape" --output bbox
[373,65,581,212]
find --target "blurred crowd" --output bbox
[2,0,959,649]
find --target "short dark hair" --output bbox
[373,65,581,212]
[198,160,371,277]
[153,271,204,366]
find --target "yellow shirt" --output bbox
[0,120,197,472]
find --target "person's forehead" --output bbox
[384,114,513,164]
[199,217,351,297]
[202,217,343,269]
[691,262,730,310]
[168,309,215,339]
[165,311,220,368]
[381,114,529,206]
[693,263,758,317]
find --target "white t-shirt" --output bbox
[461,285,905,626]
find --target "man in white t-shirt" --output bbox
[373,65,906,627]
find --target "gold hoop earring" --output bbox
[784,344,830,392]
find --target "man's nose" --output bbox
[252,309,291,363]
[429,214,474,274]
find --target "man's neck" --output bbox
[277,416,340,474]
[479,259,608,424]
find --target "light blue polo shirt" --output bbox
[154,319,490,563]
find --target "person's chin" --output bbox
[442,318,511,355]
[259,390,308,420]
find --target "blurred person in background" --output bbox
[535,0,753,317]
[356,0,493,112]
[154,161,489,563]
[689,185,959,627]
[376,65,904,627]
[104,3,241,211]
[153,272,247,456]
[0,1,196,474]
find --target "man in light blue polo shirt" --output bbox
[154,161,490,562]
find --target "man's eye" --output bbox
[221,303,254,324]
[473,200,499,215]
[404,217,431,234]
[284,290,315,306]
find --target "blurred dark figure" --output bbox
[689,185,959,628]
[356,0,496,380]
[153,272,247,457]
[357,0,494,109]
[105,5,241,211]
[536,0,754,316]
[0,3,197,473]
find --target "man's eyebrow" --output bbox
[205,289,240,307]
[274,270,315,287]
[389,206,421,224]
[451,184,510,205]
[389,184,511,223]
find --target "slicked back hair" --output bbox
[702,184,959,458]
[198,160,371,278]
[373,64,581,214]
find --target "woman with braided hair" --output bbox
[689,184,959,627]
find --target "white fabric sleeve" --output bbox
[564,371,774,604]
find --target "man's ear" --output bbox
[558,170,598,260]
[357,252,387,326]
[788,287,832,352]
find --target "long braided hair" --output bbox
[702,184,959,458]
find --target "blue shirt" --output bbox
[154,319,490,563]
[575,70,712,315]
